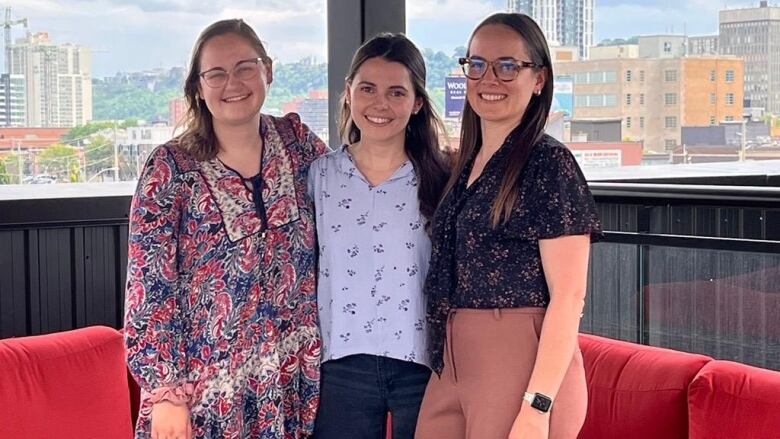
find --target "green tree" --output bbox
[63,121,115,144]
[0,154,13,184]
[83,135,115,179]
[93,82,180,121]
[422,48,458,89]
[428,87,445,115]
[120,118,140,128]
[265,61,328,111]
[38,144,81,183]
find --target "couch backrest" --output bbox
[688,360,780,439]
[578,334,712,439]
[0,326,134,439]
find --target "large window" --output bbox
[0,2,327,186]
[402,1,764,166]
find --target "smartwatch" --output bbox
[523,391,553,413]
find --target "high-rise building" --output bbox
[507,0,594,59]
[556,56,744,152]
[719,1,780,113]
[9,32,92,127]
[0,74,26,126]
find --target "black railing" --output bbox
[585,183,780,369]
[2,182,779,369]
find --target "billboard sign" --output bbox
[571,149,622,168]
[444,75,467,119]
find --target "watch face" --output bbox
[532,394,552,412]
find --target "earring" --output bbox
[535,90,542,96]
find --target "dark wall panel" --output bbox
[0,231,27,338]
[83,226,121,328]
[35,229,73,335]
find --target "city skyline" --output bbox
[3,0,763,77]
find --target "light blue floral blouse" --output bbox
[308,146,430,367]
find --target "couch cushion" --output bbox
[0,326,133,439]
[688,360,780,439]
[578,334,712,439]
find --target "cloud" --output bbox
[407,0,504,56]
[5,0,767,78]
[407,0,498,21]
[6,0,327,76]
[98,0,325,14]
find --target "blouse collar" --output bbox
[199,114,301,242]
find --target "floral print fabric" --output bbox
[425,132,602,374]
[308,146,431,367]
[124,113,326,438]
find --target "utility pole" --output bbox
[740,119,746,162]
[16,139,22,183]
[113,120,119,181]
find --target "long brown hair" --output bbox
[445,13,553,226]
[338,33,449,221]
[177,19,271,161]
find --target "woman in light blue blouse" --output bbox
[308,33,449,439]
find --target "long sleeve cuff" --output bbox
[144,383,195,406]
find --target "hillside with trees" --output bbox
[92,48,460,121]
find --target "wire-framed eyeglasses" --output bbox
[199,57,268,88]
[458,56,541,82]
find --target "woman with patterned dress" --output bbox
[308,34,448,439]
[415,13,602,439]
[124,19,326,439]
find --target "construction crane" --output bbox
[4,7,28,75]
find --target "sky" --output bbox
[3,0,763,78]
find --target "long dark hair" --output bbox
[339,33,449,221]
[445,13,553,226]
[178,19,271,161]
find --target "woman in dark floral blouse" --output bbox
[415,13,602,439]
[124,19,325,439]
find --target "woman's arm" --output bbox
[124,146,192,437]
[509,234,591,438]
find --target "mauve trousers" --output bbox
[415,308,587,439]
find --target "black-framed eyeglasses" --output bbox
[458,56,541,82]
[199,57,268,88]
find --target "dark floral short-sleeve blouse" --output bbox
[425,131,602,374]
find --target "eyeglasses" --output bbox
[458,56,541,82]
[199,57,268,88]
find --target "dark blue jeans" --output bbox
[313,354,431,439]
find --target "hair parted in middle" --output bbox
[338,32,450,222]
[446,12,553,227]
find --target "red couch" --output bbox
[2,327,779,439]
[0,326,134,439]
[578,334,780,439]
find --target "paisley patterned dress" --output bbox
[124,113,326,438]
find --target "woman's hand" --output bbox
[508,406,550,439]
[151,401,192,439]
